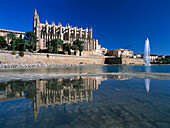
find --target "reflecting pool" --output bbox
[0,65,170,76]
[0,75,170,128]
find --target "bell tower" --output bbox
[33,9,41,50]
[33,9,40,37]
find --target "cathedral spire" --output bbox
[58,22,62,26]
[45,20,48,24]
[52,21,55,26]
[34,8,38,16]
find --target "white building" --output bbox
[0,29,25,45]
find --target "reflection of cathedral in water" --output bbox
[33,76,107,120]
[0,76,107,120]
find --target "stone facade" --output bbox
[107,48,133,58]
[0,51,105,64]
[33,9,107,56]
[141,54,159,62]
[150,54,158,62]
[0,29,25,45]
[122,58,144,65]
[133,53,141,58]
[105,56,144,65]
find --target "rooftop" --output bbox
[0,28,25,34]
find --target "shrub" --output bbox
[0,36,8,49]
[19,51,24,57]
[11,40,15,50]
[11,51,16,55]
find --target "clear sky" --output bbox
[0,0,170,55]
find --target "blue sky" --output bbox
[0,0,170,55]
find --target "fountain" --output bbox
[144,38,151,66]
[144,38,151,92]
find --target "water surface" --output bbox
[0,65,170,76]
[0,75,170,128]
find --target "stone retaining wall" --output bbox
[122,58,144,65]
[105,56,144,65]
[0,51,105,64]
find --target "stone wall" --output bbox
[0,51,105,64]
[105,56,144,65]
[122,58,144,65]
[105,57,121,64]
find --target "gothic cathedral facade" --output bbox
[33,9,107,56]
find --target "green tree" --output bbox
[63,43,71,55]
[0,36,8,49]
[11,40,15,50]
[47,45,53,53]
[14,34,25,51]
[7,33,16,50]
[79,45,84,56]
[47,39,63,54]
[22,39,27,51]
[15,38,20,50]
[73,39,84,56]
[71,44,79,55]
[25,31,37,51]
[7,33,16,42]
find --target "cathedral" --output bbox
[33,9,107,56]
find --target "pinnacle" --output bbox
[52,21,55,25]
[34,8,38,15]
[45,20,48,24]
[90,26,92,30]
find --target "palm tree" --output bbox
[7,33,16,50]
[7,33,16,42]
[15,35,25,51]
[63,43,71,55]
[11,40,15,50]
[48,39,63,54]
[25,31,37,51]
[0,36,8,49]
[71,45,79,55]
[73,39,84,56]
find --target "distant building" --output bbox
[141,54,159,62]
[133,52,141,58]
[0,29,25,45]
[101,48,107,55]
[150,54,158,62]
[158,55,165,60]
[107,48,133,58]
